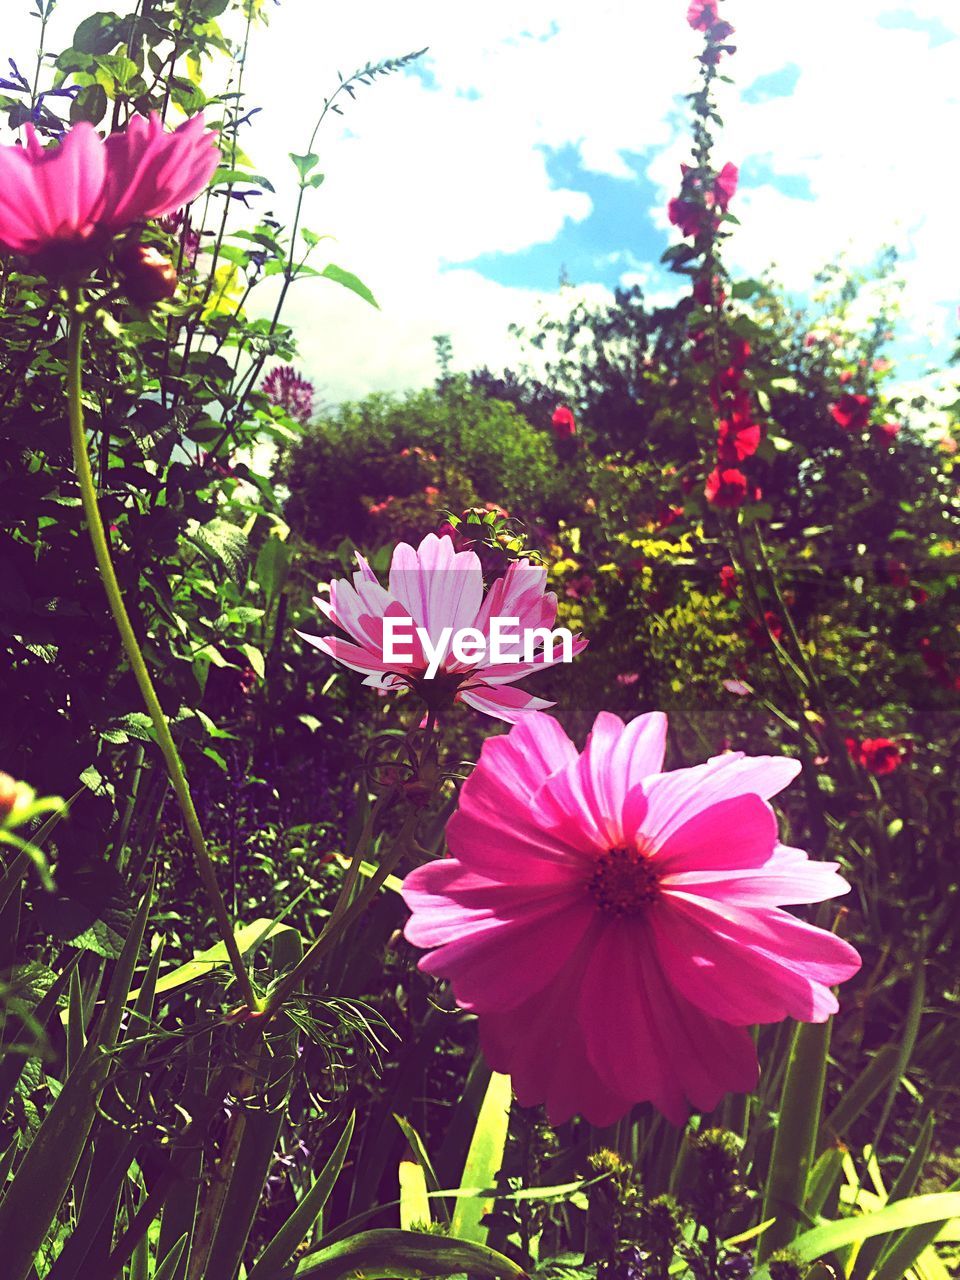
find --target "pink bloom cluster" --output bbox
[263,365,315,425]
[298,532,587,722]
[402,711,860,1125]
[0,114,219,258]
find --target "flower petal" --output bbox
[580,919,758,1123]
[415,892,594,1014]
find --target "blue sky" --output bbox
[5,1,959,402]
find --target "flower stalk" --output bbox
[66,293,257,1011]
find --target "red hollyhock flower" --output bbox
[747,611,783,650]
[668,197,707,239]
[880,558,910,589]
[719,564,738,597]
[846,737,904,776]
[829,393,871,431]
[657,503,685,530]
[551,405,577,439]
[874,420,899,443]
[919,638,960,690]
[704,466,747,508]
[693,274,726,308]
[709,366,747,409]
[687,0,719,31]
[718,414,762,463]
[713,162,739,212]
[728,336,751,368]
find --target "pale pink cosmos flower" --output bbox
[402,710,860,1125]
[0,114,219,257]
[298,532,587,723]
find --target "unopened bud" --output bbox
[119,244,178,306]
[0,772,19,821]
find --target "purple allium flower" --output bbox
[262,364,314,425]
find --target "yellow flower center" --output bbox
[588,841,660,916]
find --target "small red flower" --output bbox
[880,558,910,589]
[551,405,577,439]
[719,564,738,597]
[713,162,738,212]
[704,466,747,508]
[874,420,899,443]
[829,393,871,431]
[717,414,762,463]
[657,503,685,529]
[687,0,719,31]
[746,611,783,650]
[693,274,726,308]
[565,572,595,601]
[709,366,746,409]
[668,197,707,239]
[846,737,904,776]
[728,336,751,368]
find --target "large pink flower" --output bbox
[100,113,219,229]
[0,123,106,254]
[298,532,587,723]
[402,711,860,1125]
[0,114,219,257]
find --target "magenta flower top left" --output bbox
[0,114,220,257]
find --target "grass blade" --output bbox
[247,1111,357,1280]
[450,1071,512,1246]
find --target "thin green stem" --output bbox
[262,805,416,1020]
[66,296,257,1011]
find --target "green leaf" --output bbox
[137,918,295,1001]
[289,1228,525,1279]
[852,1112,935,1280]
[153,1235,188,1280]
[399,1161,431,1232]
[821,1044,900,1147]
[248,1112,356,1280]
[72,11,122,54]
[320,263,379,309]
[753,1192,960,1279]
[290,151,320,182]
[394,1115,450,1226]
[450,1071,512,1245]
[0,881,152,1280]
[240,643,265,679]
[759,1018,831,1261]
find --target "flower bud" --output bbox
[118,243,178,306]
[0,772,19,822]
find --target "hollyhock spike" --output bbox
[402,710,860,1125]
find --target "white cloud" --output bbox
[3,0,958,402]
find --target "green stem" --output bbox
[66,297,257,1011]
[262,805,416,1020]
